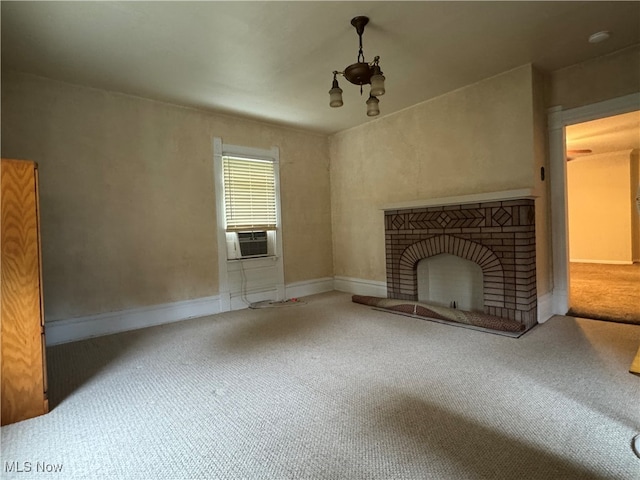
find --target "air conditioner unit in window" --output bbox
[237,231,268,258]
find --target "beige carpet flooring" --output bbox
[568,262,640,325]
[2,292,640,479]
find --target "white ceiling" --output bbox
[566,111,640,159]
[2,1,640,135]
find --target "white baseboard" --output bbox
[45,295,221,346]
[44,275,556,344]
[570,259,633,265]
[45,276,334,345]
[551,288,569,317]
[286,277,334,299]
[334,276,387,297]
[537,292,553,323]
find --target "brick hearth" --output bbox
[384,198,537,328]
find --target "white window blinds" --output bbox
[222,156,277,231]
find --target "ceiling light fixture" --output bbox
[329,16,385,117]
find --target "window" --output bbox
[213,138,282,260]
[213,138,285,310]
[221,155,277,232]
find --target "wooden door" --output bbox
[1,158,48,425]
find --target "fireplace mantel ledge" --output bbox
[381,188,537,211]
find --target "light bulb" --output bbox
[370,73,385,96]
[366,95,379,116]
[329,76,343,108]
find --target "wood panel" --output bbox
[1,158,48,425]
[630,345,640,376]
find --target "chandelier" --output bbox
[329,16,386,116]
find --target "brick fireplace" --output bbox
[384,194,537,329]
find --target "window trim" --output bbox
[213,138,284,310]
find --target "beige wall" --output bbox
[567,150,636,263]
[547,45,640,109]
[1,72,332,321]
[11,43,635,323]
[329,65,550,291]
[531,67,552,296]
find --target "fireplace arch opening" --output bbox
[397,235,506,310]
[417,253,484,311]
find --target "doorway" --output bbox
[548,93,640,323]
[561,109,640,325]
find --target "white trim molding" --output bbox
[213,137,231,312]
[537,292,554,323]
[45,295,221,346]
[46,277,337,345]
[286,277,335,299]
[570,259,633,265]
[334,276,387,297]
[45,275,556,344]
[547,92,640,316]
[381,188,536,211]
[560,93,640,127]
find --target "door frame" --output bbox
[547,92,640,315]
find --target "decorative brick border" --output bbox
[385,199,537,328]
